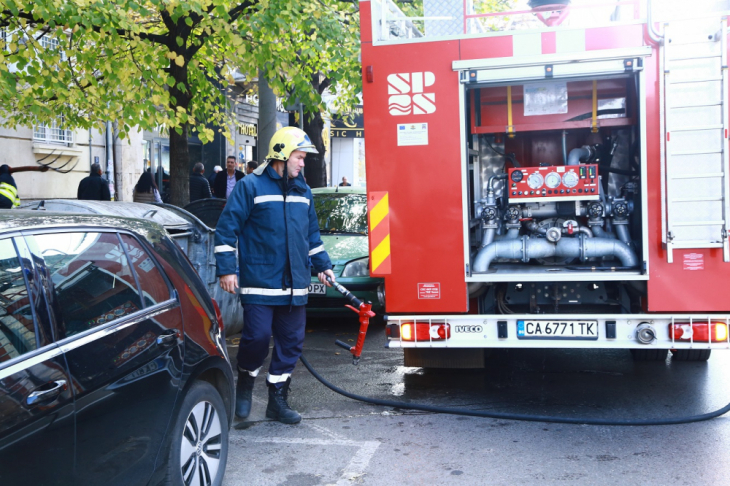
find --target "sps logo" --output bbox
[387,72,436,116]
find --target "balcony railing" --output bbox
[371,0,646,43]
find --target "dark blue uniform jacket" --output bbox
[214,164,331,305]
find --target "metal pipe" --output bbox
[481,227,496,247]
[591,225,615,239]
[527,221,547,235]
[614,223,632,246]
[89,127,93,169]
[487,172,508,193]
[567,146,592,166]
[473,235,638,272]
[521,203,559,219]
[646,0,663,45]
[562,130,568,165]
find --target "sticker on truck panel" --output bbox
[517,320,599,340]
[418,282,440,299]
[683,253,704,271]
[397,123,428,146]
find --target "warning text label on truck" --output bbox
[418,282,440,299]
[683,252,704,271]
[397,123,428,146]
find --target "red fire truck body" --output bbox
[360,1,730,365]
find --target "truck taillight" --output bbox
[400,322,450,341]
[211,298,225,335]
[669,322,728,342]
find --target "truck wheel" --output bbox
[166,381,229,486]
[630,349,668,361]
[671,349,711,361]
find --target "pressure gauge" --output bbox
[562,171,579,188]
[510,170,524,183]
[527,173,544,190]
[545,172,561,189]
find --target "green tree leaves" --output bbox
[0,0,361,203]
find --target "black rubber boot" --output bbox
[235,371,256,419]
[265,380,301,424]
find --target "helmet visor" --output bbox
[297,145,319,154]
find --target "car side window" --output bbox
[0,238,37,362]
[33,232,144,338]
[118,234,172,306]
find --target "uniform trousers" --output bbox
[236,303,306,388]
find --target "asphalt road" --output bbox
[223,315,730,485]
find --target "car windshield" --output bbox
[314,193,367,235]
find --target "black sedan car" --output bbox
[0,212,233,485]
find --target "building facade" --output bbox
[0,122,143,203]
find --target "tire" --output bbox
[630,349,669,361]
[166,381,229,486]
[671,349,711,362]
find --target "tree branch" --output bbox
[185,1,257,59]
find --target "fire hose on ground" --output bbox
[298,278,730,426]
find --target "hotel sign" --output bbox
[331,106,364,138]
[238,123,258,137]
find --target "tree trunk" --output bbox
[303,111,326,187]
[169,124,190,207]
[113,123,123,201]
[258,69,278,166]
[168,29,191,208]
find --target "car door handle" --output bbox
[26,380,67,406]
[156,330,179,347]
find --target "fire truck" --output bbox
[360,0,730,367]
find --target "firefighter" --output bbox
[215,126,335,424]
[0,165,20,209]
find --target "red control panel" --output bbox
[507,164,600,203]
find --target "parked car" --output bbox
[0,211,233,485]
[308,187,384,315]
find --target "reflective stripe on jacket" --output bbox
[214,164,331,306]
[0,182,20,208]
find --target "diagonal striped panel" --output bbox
[368,191,391,275]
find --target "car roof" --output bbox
[311,186,366,195]
[0,210,169,242]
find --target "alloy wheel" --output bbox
[180,400,223,486]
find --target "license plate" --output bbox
[308,283,326,295]
[517,320,598,340]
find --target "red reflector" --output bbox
[211,298,225,335]
[400,322,450,341]
[669,322,728,343]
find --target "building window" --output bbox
[39,35,59,50]
[33,118,73,144]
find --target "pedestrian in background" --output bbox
[208,165,222,187]
[189,162,212,202]
[215,127,335,424]
[213,155,244,199]
[339,176,351,187]
[77,163,111,201]
[0,165,20,209]
[246,160,258,175]
[132,171,162,203]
